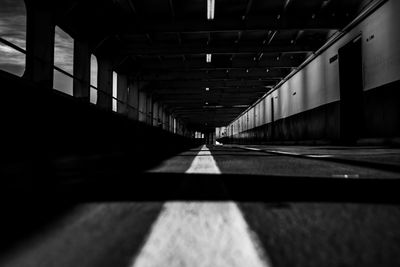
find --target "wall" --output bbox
[223,0,400,144]
[0,70,200,181]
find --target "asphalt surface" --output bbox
[1,145,400,267]
[152,144,400,178]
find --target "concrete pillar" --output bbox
[169,115,173,132]
[73,39,90,100]
[205,131,216,145]
[152,101,159,126]
[24,1,55,88]
[173,117,176,133]
[146,94,153,125]
[179,121,183,135]
[96,57,113,110]
[158,104,163,128]
[117,73,128,114]
[127,78,139,120]
[164,111,169,131]
[139,91,147,122]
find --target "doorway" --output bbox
[338,35,364,143]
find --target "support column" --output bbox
[158,104,163,128]
[164,111,169,131]
[24,1,55,88]
[146,94,153,125]
[139,91,147,122]
[178,120,182,135]
[205,131,216,145]
[152,101,159,126]
[174,118,177,133]
[117,73,128,114]
[169,115,173,132]
[128,78,139,120]
[73,38,90,100]
[96,57,113,110]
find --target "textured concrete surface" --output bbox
[150,145,400,178]
[1,145,400,267]
[0,203,164,267]
[240,202,400,267]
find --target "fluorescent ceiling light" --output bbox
[207,0,215,20]
[205,87,210,91]
[206,53,212,63]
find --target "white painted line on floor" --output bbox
[305,154,333,158]
[268,150,300,156]
[131,145,271,267]
[332,174,360,178]
[242,146,338,161]
[185,145,221,174]
[243,147,262,151]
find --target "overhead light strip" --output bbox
[207,0,215,20]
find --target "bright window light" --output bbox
[205,87,210,91]
[207,0,215,20]
[206,53,212,63]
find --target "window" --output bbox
[90,54,98,104]
[112,71,117,112]
[53,26,74,95]
[0,0,26,76]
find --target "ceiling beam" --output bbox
[152,87,271,94]
[242,0,254,20]
[142,77,281,83]
[129,56,304,71]
[127,0,137,15]
[283,0,293,13]
[168,0,176,18]
[138,72,285,81]
[153,79,273,88]
[138,67,286,76]
[117,16,341,34]
[119,43,316,56]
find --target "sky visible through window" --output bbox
[53,26,74,95]
[0,0,98,95]
[0,0,26,76]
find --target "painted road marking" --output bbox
[185,145,221,174]
[239,145,300,156]
[242,147,262,151]
[268,150,300,156]
[305,154,333,158]
[242,146,334,158]
[131,145,271,267]
[332,174,360,178]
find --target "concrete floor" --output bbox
[151,145,400,178]
[1,145,400,267]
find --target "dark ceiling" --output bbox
[54,0,372,130]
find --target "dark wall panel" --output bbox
[362,80,400,138]
[0,70,199,182]
[220,80,400,145]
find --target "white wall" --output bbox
[227,0,400,135]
